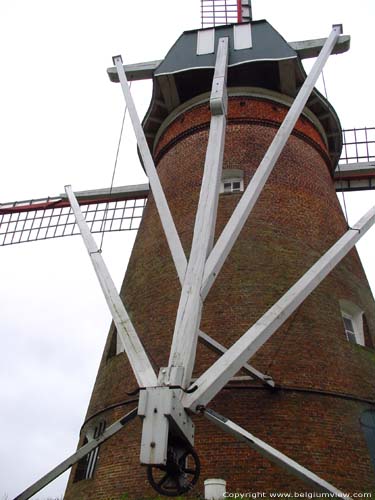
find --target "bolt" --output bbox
[154,408,158,413]
[150,442,156,448]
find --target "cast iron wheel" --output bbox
[147,440,200,497]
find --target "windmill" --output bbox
[2,0,375,498]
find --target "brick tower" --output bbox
[63,18,375,500]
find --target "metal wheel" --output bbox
[147,439,200,497]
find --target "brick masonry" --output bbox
[64,95,375,499]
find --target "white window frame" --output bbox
[74,420,106,482]
[339,299,365,346]
[220,169,244,194]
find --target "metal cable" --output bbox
[99,83,132,251]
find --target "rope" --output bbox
[99,83,132,251]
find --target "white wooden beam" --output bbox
[65,185,157,388]
[113,55,187,284]
[184,203,375,410]
[204,409,350,496]
[198,330,275,388]
[201,26,342,301]
[168,38,229,388]
[14,408,138,500]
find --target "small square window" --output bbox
[220,178,244,194]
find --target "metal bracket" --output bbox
[138,387,195,465]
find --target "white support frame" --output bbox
[14,408,138,500]
[204,408,350,497]
[65,185,157,388]
[113,55,187,284]
[184,204,375,410]
[200,25,342,301]
[168,37,229,388]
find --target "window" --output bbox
[74,420,106,482]
[222,179,243,193]
[342,314,357,344]
[360,410,375,472]
[339,300,365,346]
[220,169,244,194]
[107,327,124,360]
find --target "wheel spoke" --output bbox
[157,473,169,487]
[183,467,196,475]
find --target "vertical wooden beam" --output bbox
[168,38,229,388]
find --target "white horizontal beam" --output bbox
[289,34,350,59]
[113,55,187,284]
[204,409,349,496]
[14,408,138,500]
[184,203,375,410]
[65,185,157,388]
[105,37,350,83]
[59,183,149,201]
[200,26,342,301]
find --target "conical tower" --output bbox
[63,13,375,500]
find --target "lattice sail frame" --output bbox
[0,188,147,247]
[1,127,373,248]
[200,0,240,27]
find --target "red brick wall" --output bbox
[64,95,375,499]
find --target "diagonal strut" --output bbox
[200,25,343,301]
[184,204,375,410]
[113,55,187,284]
[204,408,350,496]
[13,408,138,500]
[66,185,157,388]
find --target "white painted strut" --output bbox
[168,38,229,388]
[113,55,187,284]
[184,203,375,410]
[13,408,138,500]
[65,185,157,388]
[201,25,343,301]
[198,330,275,387]
[204,408,350,496]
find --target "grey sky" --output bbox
[0,1,374,498]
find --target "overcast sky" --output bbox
[0,1,374,498]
